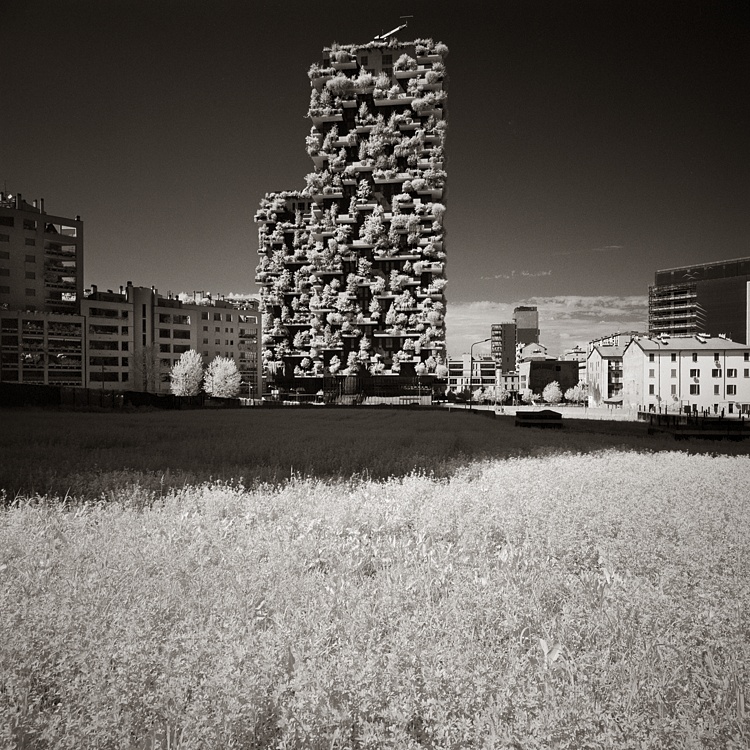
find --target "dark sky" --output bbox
[2,0,748,353]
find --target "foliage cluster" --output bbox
[2,452,749,747]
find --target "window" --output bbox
[25,238,35,246]
[25,254,35,263]
[727,385,737,395]
[0,268,8,276]
[158,329,171,338]
[215,338,221,345]
[671,384,677,395]
[159,344,171,353]
[226,314,232,322]
[0,216,13,227]
[121,341,129,351]
[0,286,10,294]
[712,368,722,378]
[745,369,749,378]
[25,271,35,279]
[215,326,220,332]
[649,384,655,395]
[121,326,128,335]
[714,385,720,395]
[671,369,677,378]
[202,326,208,331]
[382,54,392,65]
[745,353,749,362]
[173,344,190,354]
[690,384,700,395]
[25,288,36,296]
[649,369,655,378]
[201,312,208,320]
[159,313,171,323]
[122,373,129,382]
[671,353,677,362]
[214,313,221,321]
[727,369,737,377]
[649,353,654,362]
[690,368,700,378]
[173,329,190,340]
[202,338,208,344]
[693,353,698,362]
[0,238,9,245]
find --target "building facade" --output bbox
[518,359,579,398]
[255,36,448,396]
[513,306,539,347]
[649,257,750,344]
[491,322,516,373]
[0,310,85,386]
[622,334,750,415]
[586,342,625,406]
[0,192,83,315]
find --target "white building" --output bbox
[622,334,750,415]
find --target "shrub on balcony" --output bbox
[395,53,418,71]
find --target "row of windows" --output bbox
[200,311,234,322]
[89,356,128,367]
[201,325,235,333]
[202,338,235,346]
[650,368,748,378]
[649,352,750,362]
[653,384,741,396]
[158,328,191,339]
[158,343,191,354]
[0,268,36,279]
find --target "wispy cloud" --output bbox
[445,295,647,357]
[480,270,553,280]
[551,244,623,258]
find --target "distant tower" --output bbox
[491,322,517,372]
[255,34,449,394]
[513,306,539,346]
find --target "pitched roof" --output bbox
[629,335,748,352]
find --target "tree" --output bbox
[203,356,241,398]
[542,381,563,404]
[565,382,588,405]
[170,350,204,396]
[133,343,159,393]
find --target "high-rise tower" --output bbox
[255,35,448,397]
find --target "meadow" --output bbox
[1,409,749,748]
[1,407,746,503]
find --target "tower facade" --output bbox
[513,306,539,347]
[649,257,750,344]
[491,322,516,373]
[255,36,448,397]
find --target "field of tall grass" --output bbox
[1,407,746,502]
[1,409,749,747]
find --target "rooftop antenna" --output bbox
[375,15,412,41]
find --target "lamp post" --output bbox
[469,337,491,412]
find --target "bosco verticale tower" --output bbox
[255,32,448,400]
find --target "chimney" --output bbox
[91,284,98,295]
[15,193,22,209]
[40,198,45,213]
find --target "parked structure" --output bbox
[649,257,750,344]
[255,35,448,396]
[0,192,83,315]
[622,334,750,415]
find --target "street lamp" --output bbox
[469,337,491,412]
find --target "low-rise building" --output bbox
[587,342,625,406]
[447,354,496,394]
[518,359,579,397]
[622,334,750,415]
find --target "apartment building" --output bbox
[513,306,539,347]
[622,334,750,414]
[255,34,448,395]
[447,355,496,393]
[587,342,625,406]
[0,192,83,315]
[82,284,262,396]
[491,322,516,372]
[0,310,84,386]
[649,257,750,344]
